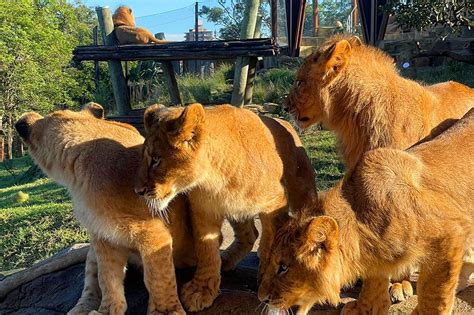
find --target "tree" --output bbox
[0,0,96,159]
[200,0,270,39]
[384,0,473,34]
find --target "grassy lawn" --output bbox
[0,157,87,272]
[0,130,343,272]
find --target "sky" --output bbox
[79,0,221,41]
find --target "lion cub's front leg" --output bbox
[180,203,222,312]
[94,238,129,315]
[133,220,185,315]
[68,245,101,315]
[221,218,259,271]
[341,276,390,315]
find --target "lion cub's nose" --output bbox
[135,187,147,196]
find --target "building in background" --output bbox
[185,20,214,41]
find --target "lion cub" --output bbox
[135,103,317,311]
[113,6,170,45]
[259,109,474,315]
[15,104,194,314]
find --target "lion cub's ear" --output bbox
[320,39,352,83]
[143,104,167,132]
[348,36,362,47]
[167,103,205,146]
[15,112,44,141]
[82,102,105,119]
[298,216,339,265]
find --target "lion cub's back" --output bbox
[206,105,317,208]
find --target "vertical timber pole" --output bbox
[271,0,277,43]
[194,2,199,74]
[231,0,260,107]
[313,0,319,36]
[244,15,262,105]
[369,0,376,45]
[93,26,100,90]
[352,0,358,33]
[96,6,130,115]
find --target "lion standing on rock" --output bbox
[259,109,474,315]
[112,6,170,45]
[15,104,195,314]
[285,35,474,301]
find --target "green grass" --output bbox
[301,129,345,190]
[0,158,87,272]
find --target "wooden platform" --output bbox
[73,38,282,62]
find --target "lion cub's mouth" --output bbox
[144,191,176,222]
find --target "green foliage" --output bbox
[199,0,271,39]
[150,64,233,105]
[253,67,296,104]
[304,1,353,35]
[0,0,96,114]
[400,60,474,86]
[384,0,473,34]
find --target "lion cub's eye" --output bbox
[295,80,302,88]
[151,157,161,168]
[278,263,288,275]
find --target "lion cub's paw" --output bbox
[389,280,413,303]
[180,276,220,311]
[221,252,240,272]
[148,305,186,315]
[341,299,390,315]
[88,300,126,315]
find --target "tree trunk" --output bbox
[7,113,13,159]
[0,116,4,162]
[231,0,260,107]
[244,15,263,105]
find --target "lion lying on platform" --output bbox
[135,103,317,311]
[15,104,194,314]
[113,6,170,45]
[258,109,474,315]
[285,35,474,301]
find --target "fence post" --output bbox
[231,0,260,107]
[96,6,131,115]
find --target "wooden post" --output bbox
[244,15,262,105]
[313,0,319,36]
[352,0,358,33]
[271,0,277,43]
[0,118,4,162]
[231,0,260,107]
[96,6,130,115]
[161,61,182,105]
[93,26,99,90]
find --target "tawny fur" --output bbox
[15,104,195,315]
[112,6,170,45]
[258,109,474,315]
[285,35,474,299]
[135,103,318,311]
[286,35,474,170]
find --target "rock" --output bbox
[1,221,472,314]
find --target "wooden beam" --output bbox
[73,39,279,62]
[96,7,131,115]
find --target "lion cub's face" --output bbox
[135,104,206,213]
[285,36,361,129]
[258,215,341,311]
